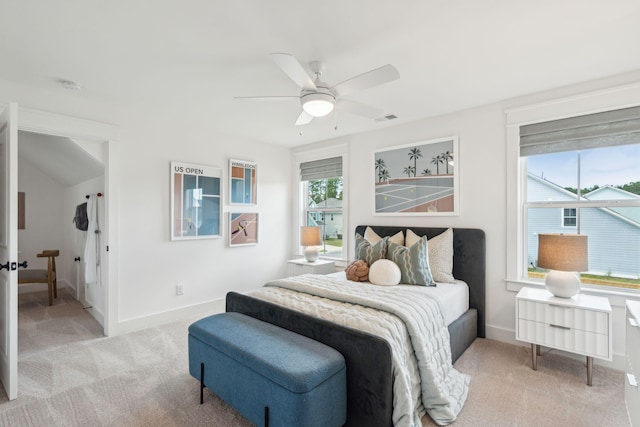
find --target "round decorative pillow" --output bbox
[345,260,369,282]
[368,259,401,286]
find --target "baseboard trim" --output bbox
[116,297,226,335]
[18,279,75,295]
[485,324,625,371]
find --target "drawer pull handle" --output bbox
[628,373,638,388]
[549,324,570,331]
[630,318,639,328]
[548,304,570,309]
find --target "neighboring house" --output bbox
[308,197,343,239]
[527,173,640,278]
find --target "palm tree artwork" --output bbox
[431,155,443,175]
[373,138,457,214]
[443,150,453,174]
[375,158,388,183]
[408,147,422,177]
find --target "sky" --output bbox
[526,143,639,188]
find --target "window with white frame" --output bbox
[519,106,640,290]
[562,208,577,228]
[299,156,344,260]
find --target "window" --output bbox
[300,156,344,260]
[563,208,577,227]
[519,106,640,290]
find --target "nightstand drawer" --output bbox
[518,319,610,358]
[518,300,609,334]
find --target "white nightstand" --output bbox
[286,258,335,277]
[625,300,640,426]
[516,287,612,386]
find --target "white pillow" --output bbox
[368,259,401,286]
[406,228,455,283]
[364,226,404,246]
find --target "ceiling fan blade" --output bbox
[270,53,317,91]
[295,110,314,126]
[336,99,383,119]
[234,95,298,101]
[332,64,399,97]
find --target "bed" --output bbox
[226,225,485,427]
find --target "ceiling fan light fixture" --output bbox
[301,92,335,117]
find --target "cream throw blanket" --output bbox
[251,274,469,426]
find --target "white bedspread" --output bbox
[327,271,469,326]
[250,274,469,427]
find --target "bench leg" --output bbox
[264,406,269,427]
[200,363,205,404]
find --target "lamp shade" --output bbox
[301,93,335,117]
[300,226,322,246]
[538,233,588,272]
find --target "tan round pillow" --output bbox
[345,260,369,282]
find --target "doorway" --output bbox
[18,130,106,325]
[16,106,118,337]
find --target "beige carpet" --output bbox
[0,289,630,426]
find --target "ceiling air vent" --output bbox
[376,114,398,122]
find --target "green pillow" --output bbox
[355,233,388,266]
[387,238,435,286]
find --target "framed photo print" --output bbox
[229,212,259,246]
[171,161,222,240]
[374,136,459,215]
[229,159,257,204]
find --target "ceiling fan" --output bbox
[236,53,400,126]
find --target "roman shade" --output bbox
[300,156,343,181]
[519,105,640,156]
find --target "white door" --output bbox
[0,103,18,400]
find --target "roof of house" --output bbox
[528,173,640,227]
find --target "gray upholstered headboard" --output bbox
[354,225,486,338]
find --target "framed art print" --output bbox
[229,212,259,246]
[229,159,257,204]
[171,161,222,240]
[374,136,459,215]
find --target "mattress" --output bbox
[327,271,469,326]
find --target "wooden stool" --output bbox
[18,249,59,306]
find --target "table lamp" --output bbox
[537,233,588,298]
[300,226,322,262]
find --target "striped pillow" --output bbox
[355,233,389,266]
[387,237,435,286]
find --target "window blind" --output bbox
[519,105,640,156]
[300,156,343,181]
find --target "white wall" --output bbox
[294,70,640,370]
[17,159,65,286]
[1,78,292,333]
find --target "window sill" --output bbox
[505,278,640,308]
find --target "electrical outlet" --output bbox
[176,283,184,296]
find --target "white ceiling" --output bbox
[19,131,104,187]
[2,0,640,147]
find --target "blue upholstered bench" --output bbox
[188,312,347,427]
